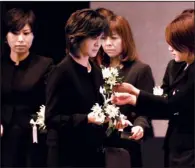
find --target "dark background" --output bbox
[1,1,90,64]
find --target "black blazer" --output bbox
[45,55,106,166]
[1,53,53,128]
[120,60,155,137]
[136,61,194,151]
[161,59,186,96]
[114,60,155,167]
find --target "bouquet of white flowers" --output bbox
[90,67,132,136]
[30,105,46,143]
[102,66,123,94]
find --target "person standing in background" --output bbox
[1,8,53,167]
[96,14,155,168]
[112,11,195,167]
[45,8,108,167]
[161,9,194,95]
[160,8,194,167]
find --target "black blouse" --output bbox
[1,53,53,128]
[45,55,106,166]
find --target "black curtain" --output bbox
[1,1,90,63]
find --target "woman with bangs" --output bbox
[112,12,195,167]
[161,8,194,95]
[160,9,195,167]
[1,8,53,167]
[96,15,155,168]
[45,8,123,167]
[163,12,195,167]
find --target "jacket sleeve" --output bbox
[133,65,155,137]
[136,80,194,117]
[44,58,55,85]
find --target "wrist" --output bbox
[134,88,140,96]
[87,114,91,123]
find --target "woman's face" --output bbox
[168,45,188,62]
[102,31,123,58]
[6,24,34,54]
[79,33,104,58]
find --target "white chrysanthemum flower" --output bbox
[153,86,164,96]
[104,104,119,118]
[99,86,106,102]
[39,105,45,115]
[37,105,45,119]
[110,67,119,77]
[99,86,104,95]
[32,105,46,130]
[102,68,112,79]
[90,103,105,123]
[106,76,117,87]
[95,112,106,123]
[91,103,102,114]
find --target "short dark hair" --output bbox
[4,8,36,34]
[165,13,194,54]
[95,7,115,19]
[65,8,109,57]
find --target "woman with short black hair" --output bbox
[1,8,53,167]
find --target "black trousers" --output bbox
[105,147,131,168]
[1,124,47,167]
[118,139,142,168]
[164,149,194,168]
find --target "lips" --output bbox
[105,50,115,52]
[15,45,26,48]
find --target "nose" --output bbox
[18,34,24,42]
[168,45,173,52]
[94,38,102,47]
[105,37,112,46]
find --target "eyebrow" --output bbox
[23,29,31,31]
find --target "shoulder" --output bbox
[166,59,176,69]
[55,55,73,74]
[48,56,71,83]
[167,59,186,69]
[31,54,53,67]
[131,60,152,72]
[167,59,175,65]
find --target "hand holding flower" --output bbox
[115,118,132,131]
[1,124,3,137]
[88,111,106,125]
[113,82,140,96]
[89,67,134,136]
[111,92,137,106]
[130,126,144,140]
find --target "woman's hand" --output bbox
[111,92,137,106]
[115,119,132,131]
[113,82,140,96]
[87,112,105,125]
[1,124,3,137]
[130,126,144,140]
